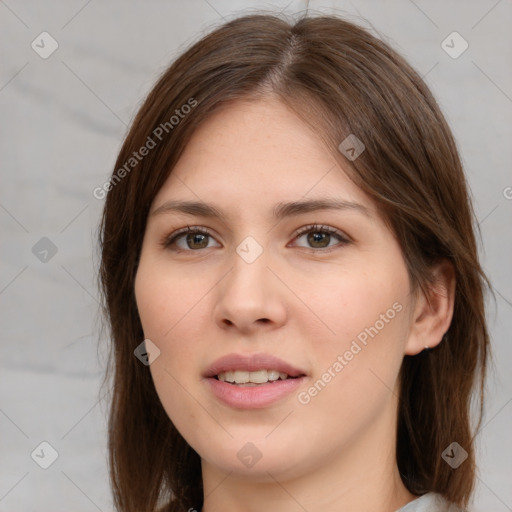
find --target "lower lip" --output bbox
[205,377,306,409]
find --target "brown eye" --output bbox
[293,224,350,251]
[184,232,209,250]
[306,231,331,248]
[163,227,220,252]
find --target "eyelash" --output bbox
[161,224,351,253]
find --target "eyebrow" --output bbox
[151,198,370,221]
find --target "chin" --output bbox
[200,442,309,481]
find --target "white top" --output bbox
[396,492,466,512]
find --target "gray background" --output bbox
[0,0,511,510]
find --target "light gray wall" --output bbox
[1,1,510,510]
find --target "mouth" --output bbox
[214,369,302,386]
[204,353,307,408]
[204,352,307,380]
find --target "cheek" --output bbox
[292,272,410,442]
[135,263,201,438]
[135,256,208,343]
[315,265,408,338]
[135,257,209,398]
[303,258,411,388]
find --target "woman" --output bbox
[98,13,491,512]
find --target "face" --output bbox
[134,97,416,483]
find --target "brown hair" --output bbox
[98,12,492,512]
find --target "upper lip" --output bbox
[204,353,306,378]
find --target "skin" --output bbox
[134,96,455,512]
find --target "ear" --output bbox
[405,259,456,356]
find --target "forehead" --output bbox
[152,97,376,218]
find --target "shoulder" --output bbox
[396,492,467,512]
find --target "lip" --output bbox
[204,352,306,378]
[203,353,307,409]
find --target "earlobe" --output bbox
[405,259,456,356]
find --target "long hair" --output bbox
[98,13,492,512]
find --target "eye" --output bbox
[292,224,351,252]
[162,225,220,252]
[161,224,351,253]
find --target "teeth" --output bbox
[234,370,249,383]
[248,370,267,384]
[268,370,280,381]
[217,369,291,384]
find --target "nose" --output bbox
[213,244,288,334]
